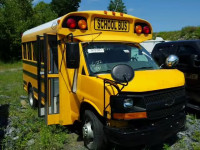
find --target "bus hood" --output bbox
[98,69,185,92]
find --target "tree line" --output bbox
[0,0,126,62]
[0,0,81,62]
[154,26,200,41]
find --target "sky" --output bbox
[33,0,200,32]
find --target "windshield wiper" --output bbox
[134,67,153,71]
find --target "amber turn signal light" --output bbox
[113,112,147,120]
[135,25,142,34]
[78,19,87,30]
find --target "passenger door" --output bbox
[37,34,60,125]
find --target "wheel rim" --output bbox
[29,92,33,106]
[82,121,94,148]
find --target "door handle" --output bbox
[40,71,44,75]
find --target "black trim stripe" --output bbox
[33,87,45,98]
[23,60,44,68]
[23,69,37,79]
[23,69,44,82]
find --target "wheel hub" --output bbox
[82,122,94,139]
[29,93,33,106]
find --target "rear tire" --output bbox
[28,86,37,108]
[82,110,107,150]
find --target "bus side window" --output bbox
[40,41,44,63]
[32,41,37,61]
[27,42,32,60]
[23,43,27,59]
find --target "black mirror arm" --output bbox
[97,76,126,94]
[66,33,74,42]
[119,75,129,91]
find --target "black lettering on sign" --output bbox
[97,19,100,29]
[104,19,107,30]
[101,19,104,29]
[124,21,127,31]
[114,21,117,30]
[118,21,121,30]
[108,20,110,29]
[95,18,129,32]
[111,20,114,29]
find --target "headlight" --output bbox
[123,98,133,108]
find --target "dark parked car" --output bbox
[152,40,200,110]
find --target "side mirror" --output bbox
[165,55,179,68]
[66,43,80,68]
[111,64,135,83]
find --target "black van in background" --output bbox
[152,40,200,110]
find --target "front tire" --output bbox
[82,110,106,150]
[28,86,37,108]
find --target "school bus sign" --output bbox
[94,17,129,32]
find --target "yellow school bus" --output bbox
[22,11,186,149]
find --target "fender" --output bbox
[83,99,103,117]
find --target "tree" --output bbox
[108,0,127,13]
[0,0,33,62]
[51,0,81,17]
[33,2,58,26]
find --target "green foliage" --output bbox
[33,1,58,26]
[108,0,127,13]
[163,144,171,150]
[0,0,82,62]
[154,26,200,41]
[0,0,33,62]
[0,61,22,71]
[192,131,200,150]
[192,131,200,142]
[0,67,68,149]
[51,0,81,17]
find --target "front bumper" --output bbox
[104,112,186,147]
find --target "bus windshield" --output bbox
[82,42,159,75]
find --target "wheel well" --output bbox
[28,82,32,92]
[80,102,106,125]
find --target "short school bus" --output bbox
[22,11,186,149]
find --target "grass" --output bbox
[0,61,22,71]
[0,62,68,149]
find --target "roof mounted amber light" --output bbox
[113,112,147,120]
[57,19,60,24]
[135,25,142,34]
[78,19,87,30]
[104,10,108,15]
[120,12,123,17]
[112,11,116,16]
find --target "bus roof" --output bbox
[22,11,153,43]
[22,17,61,37]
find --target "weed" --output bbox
[192,143,200,150]
[193,131,200,142]
[0,66,68,149]
[163,144,171,150]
